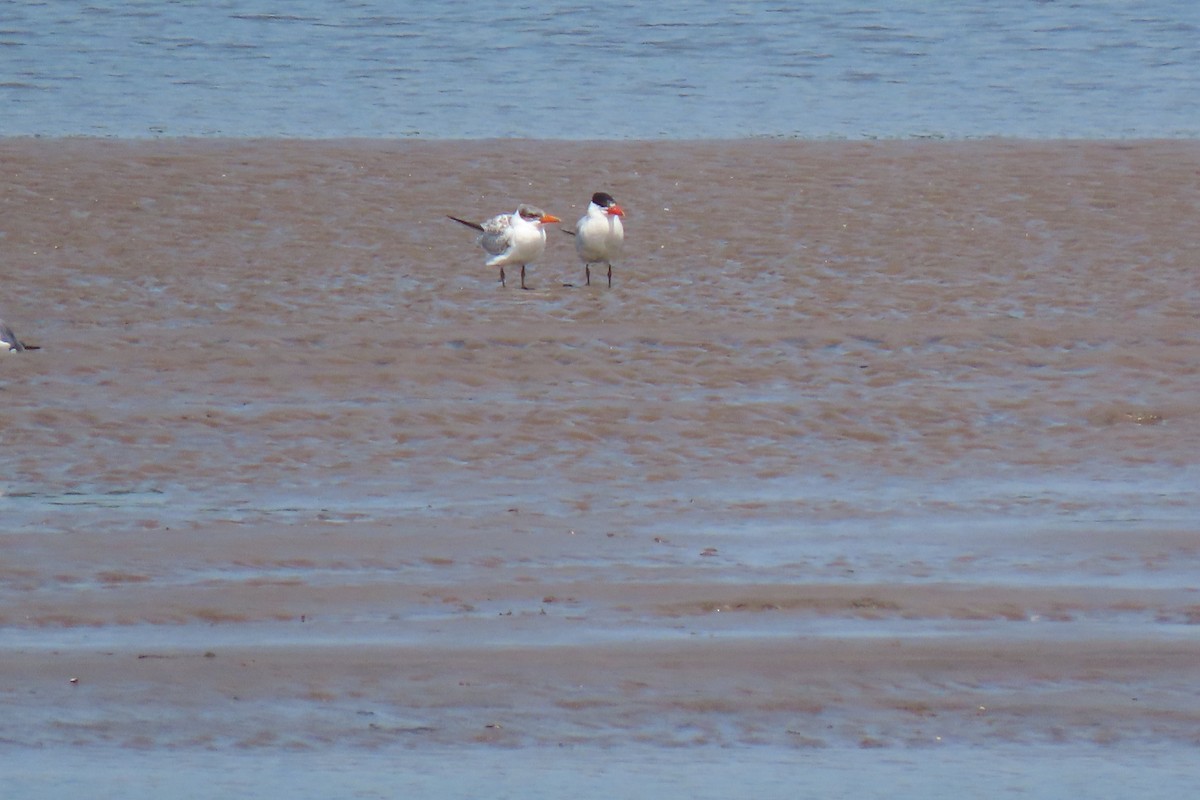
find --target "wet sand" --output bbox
[2,138,1200,793]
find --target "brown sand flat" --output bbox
[2,138,1199,753]
[5,633,1199,750]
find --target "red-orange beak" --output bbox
[540,213,561,224]
[607,204,625,217]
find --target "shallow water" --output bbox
[2,138,1199,794]
[3,1,1199,138]
[6,745,1200,800]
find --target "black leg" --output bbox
[520,264,529,290]
[585,265,591,286]
[500,267,506,287]
[607,263,613,288]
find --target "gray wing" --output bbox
[477,213,515,257]
[0,321,26,352]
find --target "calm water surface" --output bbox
[2,0,1199,138]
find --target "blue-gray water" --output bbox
[3,0,1199,139]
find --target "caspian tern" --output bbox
[570,192,625,287]
[447,205,561,290]
[0,320,37,353]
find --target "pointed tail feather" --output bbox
[447,214,485,232]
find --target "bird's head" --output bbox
[591,192,625,217]
[518,204,561,225]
